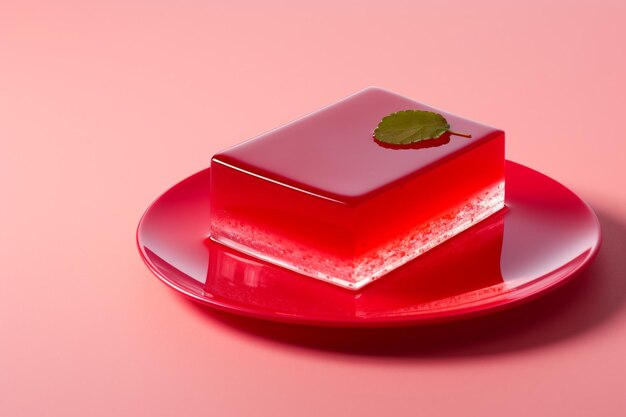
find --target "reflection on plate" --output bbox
[137,161,601,327]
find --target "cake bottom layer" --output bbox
[210,181,505,290]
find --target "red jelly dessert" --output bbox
[210,87,505,289]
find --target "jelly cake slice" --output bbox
[209,87,505,289]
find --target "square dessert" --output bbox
[210,87,505,289]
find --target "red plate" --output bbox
[137,161,601,327]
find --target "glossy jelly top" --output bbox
[212,87,503,202]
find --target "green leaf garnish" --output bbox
[374,110,471,145]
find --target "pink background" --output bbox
[1,1,625,416]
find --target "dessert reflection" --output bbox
[204,210,506,319]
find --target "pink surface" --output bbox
[1,1,625,416]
